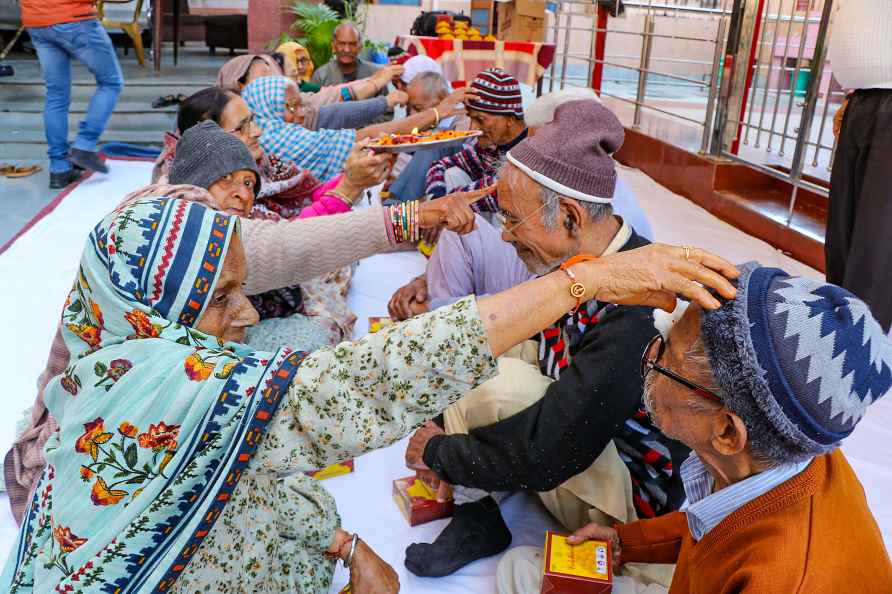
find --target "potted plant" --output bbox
[286,1,341,68]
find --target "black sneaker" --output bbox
[69,148,108,174]
[49,169,78,189]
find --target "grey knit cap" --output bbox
[169,121,261,194]
[701,262,892,463]
[506,99,623,203]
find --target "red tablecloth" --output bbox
[395,35,556,87]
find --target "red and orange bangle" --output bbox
[559,253,599,314]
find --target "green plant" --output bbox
[287,1,341,68]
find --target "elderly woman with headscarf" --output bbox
[2,121,493,524]
[154,87,396,219]
[218,52,403,107]
[0,172,739,592]
[244,75,471,182]
[498,263,892,594]
[217,54,408,134]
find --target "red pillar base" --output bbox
[248,0,296,53]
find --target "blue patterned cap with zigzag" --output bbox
[747,266,892,449]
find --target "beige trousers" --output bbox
[443,342,637,528]
[443,343,675,591]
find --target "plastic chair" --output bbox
[97,0,146,67]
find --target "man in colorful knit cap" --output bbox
[402,99,683,586]
[499,264,892,593]
[425,68,528,205]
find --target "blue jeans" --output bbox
[28,20,124,173]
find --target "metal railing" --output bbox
[545,0,839,216]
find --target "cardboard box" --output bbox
[495,0,546,42]
[393,476,454,526]
[305,459,355,480]
[541,531,613,594]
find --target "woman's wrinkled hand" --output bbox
[584,244,739,312]
[387,90,409,109]
[418,185,495,234]
[349,539,400,594]
[344,139,395,189]
[388,275,429,321]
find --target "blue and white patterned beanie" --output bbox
[701,262,892,463]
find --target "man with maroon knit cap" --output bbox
[425,68,528,209]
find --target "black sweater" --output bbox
[423,232,690,516]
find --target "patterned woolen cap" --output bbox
[468,68,524,118]
[169,121,261,194]
[701,262,892,461]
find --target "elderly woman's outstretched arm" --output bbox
[254,244,738,474]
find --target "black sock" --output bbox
[404,496,512,577]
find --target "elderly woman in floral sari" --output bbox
[1,193,738,591]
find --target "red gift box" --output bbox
[392,476,454,526]
[541,531,613,594]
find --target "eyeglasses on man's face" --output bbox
[640,334,723,404]
[493,199,551,236]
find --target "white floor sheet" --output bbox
[0,160,889,593]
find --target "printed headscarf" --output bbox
[0,197,306,592]
[242,76,356,182]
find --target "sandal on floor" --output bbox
[0,164,14,176]
[4,165,41,178]
[151,94,188,109]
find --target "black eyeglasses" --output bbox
[640,334,723,404]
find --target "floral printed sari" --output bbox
[1,197,306,592]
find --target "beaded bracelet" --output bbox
[384,200,421,244]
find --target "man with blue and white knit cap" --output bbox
[498,262,892,594]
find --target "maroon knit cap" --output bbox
[468,68,524,118]
[507,99,624,202]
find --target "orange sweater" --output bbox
[21,0,97,29]
[617,450,892,593]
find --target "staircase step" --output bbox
[3,129,163,145]
[0,110,177,133]
[0,101,179,114]
[0,81,213,104]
